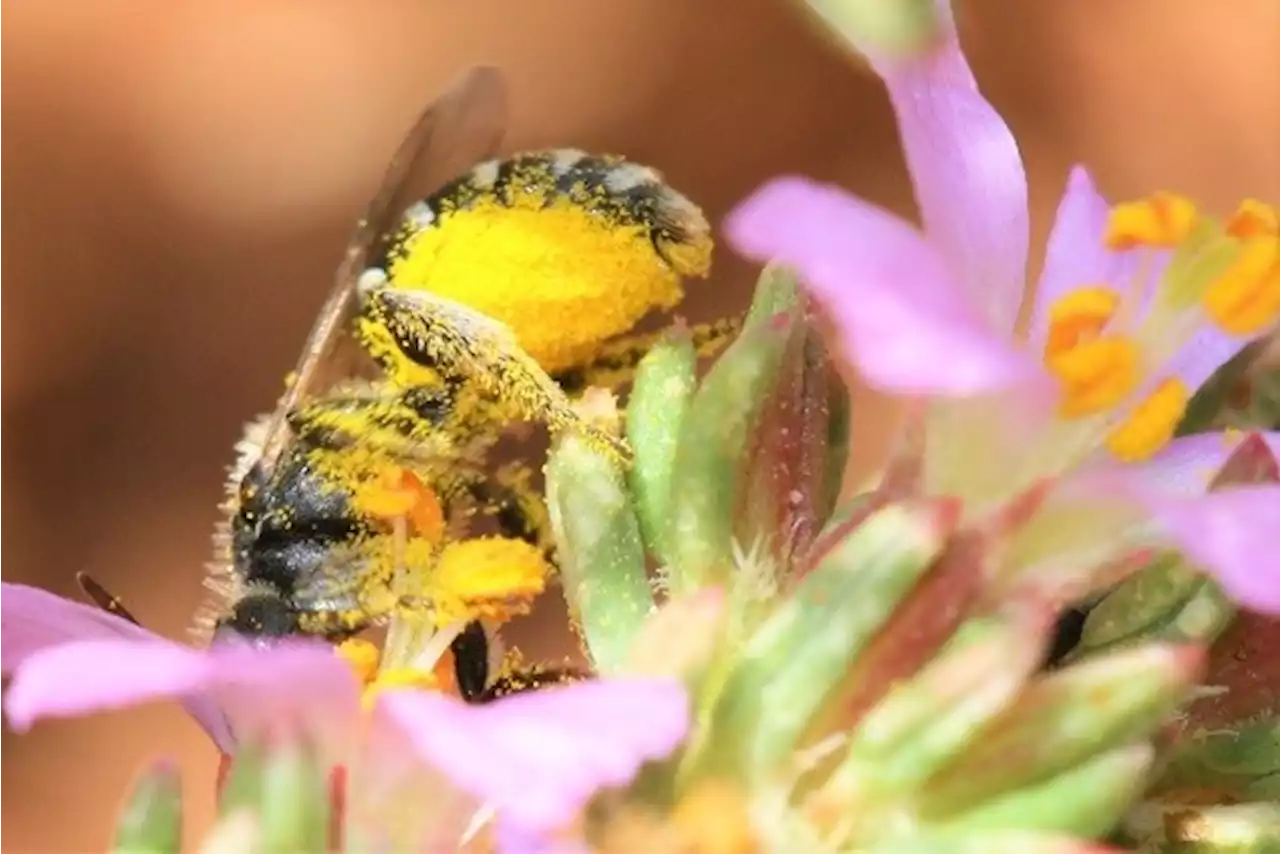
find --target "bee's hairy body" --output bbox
[206,129,732,701]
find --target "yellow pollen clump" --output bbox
[1202,235,1280,336]
[362,667,446,710]
[1226,199,1278,239]
[1048,336,1141,418]
[670,782,759,854]
[1043,286,1121,361]
[350,466,447,543]
[336,638,381,684]
[389,196,702,374]
[1105,378,1190,462]
[1105,193,1199,250]
[428,536,550,624]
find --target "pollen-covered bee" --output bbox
[78,66,735,703]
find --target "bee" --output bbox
[80,65,738,703]
[207,66,743,693]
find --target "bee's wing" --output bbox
[258,66,509,471]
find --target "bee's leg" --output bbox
[552,315,743,396]
[357,287,629,460]
[449,620,492,703]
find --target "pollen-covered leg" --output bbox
[358,286,630,460]
[554,315,744,394]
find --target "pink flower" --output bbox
[1,582,691,844]
[724,7,1280,612]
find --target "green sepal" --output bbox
[739,288,840,569]
[257,742,330,853]
[1150,718,1280,800]
[937,743,1154,838]
[547,428,653,673]
[800,0,946,59]
[625,328,698,566]
[1074,553,1236,659]
[865,831,1110,854]
[827,605,1049,803]
[665,303,795,595]
[692,502,952,781]
[218,743,266,816]
[922,644,1202,813]
[1123,802,1280,854]
[112,760,183,854]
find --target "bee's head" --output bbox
[212,591,301,650]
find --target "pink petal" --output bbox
[1,582,156,672]
[1124,432,1280,495]
[1162,325,1253,394]
[725,177,1041,396]
[1028,167,1142,347]
[1144,487,1280,614]
[875,22,1030,334]
[4,638,358,754]
[377,678,690,834]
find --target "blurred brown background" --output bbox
[3,0,1277,849]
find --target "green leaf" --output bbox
[112,760,183,854]
[938,743,1154,837]
[625,328,698,566]
[547,427,654,673]
[693,502,951,781]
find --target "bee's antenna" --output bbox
[75,571,143,627]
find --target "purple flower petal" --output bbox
[1162,325,1254,394]
[3,638,358,754]
[874,21,1029,334]
[1027,167,1143,347]
[377,678,690,835]
[726,177,1041,396]
[1144,487,1280,614]
[1122,432,1280,495]
[1,582,155,672]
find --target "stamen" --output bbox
[352,467,446,543]
[1047,336,1141,418]
[1226,199,1278,239]
[1105,193,1198,250]
[1105,378,1190,462]
[336,639,381,685]
[1043,286,1121,361]
[1202,236,1280,336]
[362,667,443,710]
[425,536,551,624]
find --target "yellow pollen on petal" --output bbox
[1048,336,1141,418]
[1043,286,1122,361]
[1105,193,1199,250]
[336,638,381,685]
[1105,378,1190,462]
[389,193,708,374]
[1202,236,1280,336]
[1226,199,1279,239]
[427,536,550,624]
